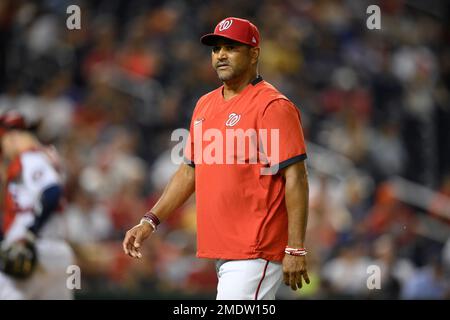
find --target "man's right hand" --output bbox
[122,222,153,259]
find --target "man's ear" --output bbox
[250,47,260,64]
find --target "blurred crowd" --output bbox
[0,0,449,299]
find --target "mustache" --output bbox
[215,62,230,68]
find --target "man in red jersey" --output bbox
[123,17,310,300]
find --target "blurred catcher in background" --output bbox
[0,110,74,299]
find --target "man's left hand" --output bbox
[282,254,310,290]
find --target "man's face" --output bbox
[0,132,13,159]
[211,39,254,82]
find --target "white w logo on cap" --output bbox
[218,19,233,31]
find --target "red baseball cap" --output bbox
[200,17,260,47]
[0,110,27,138]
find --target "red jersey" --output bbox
[185,76,307,262]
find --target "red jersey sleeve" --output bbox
[259,99,307,172]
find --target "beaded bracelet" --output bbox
[140,211,160,232]
[285,247,308,256]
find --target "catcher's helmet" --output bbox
[0,239,38,279]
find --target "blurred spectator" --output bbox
[401,257,449,299]
[371,234,415,299]
[321,241,372,298]
[64,188,113,244]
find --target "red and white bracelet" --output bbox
[140,211,161,232]
[285,246,308,256]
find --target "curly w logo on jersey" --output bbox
[225,113,241,127]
